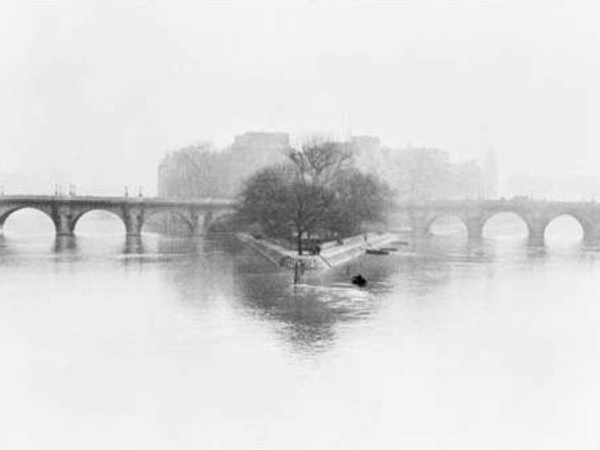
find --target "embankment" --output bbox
[236,232,403,271]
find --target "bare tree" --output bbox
[238,165,337,254]
[237,140,391,254]
[287,138,354,186]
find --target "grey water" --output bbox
[1,212,599,449]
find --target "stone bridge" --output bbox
[0,196,236,237]
[401,199,600,245]
[3,196,598,245]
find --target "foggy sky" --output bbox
[1,0,599,195]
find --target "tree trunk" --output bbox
[296,229,303,255]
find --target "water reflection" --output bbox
[3,231,598,360]
[228,244,342,352]
[2,231,600,358]
[123,236,145,254]
[54,236,79,253]
[2,228,600,449]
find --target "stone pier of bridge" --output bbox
[49,204,151,237]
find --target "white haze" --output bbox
[0,0,599,195]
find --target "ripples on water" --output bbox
[0,222,599,449]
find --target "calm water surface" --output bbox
[1,218,599,449]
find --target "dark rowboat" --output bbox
[366,249,390,255]
[351,275,367,287]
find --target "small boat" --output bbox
[366,248,390,255]
[351,274,367,287]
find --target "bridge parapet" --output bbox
[0,196,237,237]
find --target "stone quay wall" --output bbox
[236,232,401,272]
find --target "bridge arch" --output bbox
[70,208,127,236]
[0,206,57,235]
[141,209,197,235]
[481,211,533,240]
[425,213,469,236]
[543,213,589,244]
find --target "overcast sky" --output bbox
[1,0,599,194]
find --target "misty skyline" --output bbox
[1,0,599,195]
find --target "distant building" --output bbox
[157,131,489,205]
[349,136,384,173]
[350,136,381,156]
[226,132,289,196]
[483,149,499,199]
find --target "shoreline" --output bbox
[236,232,404,271]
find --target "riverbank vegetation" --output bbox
[234,140,393,254]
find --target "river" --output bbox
[0,213,599,449]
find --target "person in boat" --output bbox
[352,274,367,287]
